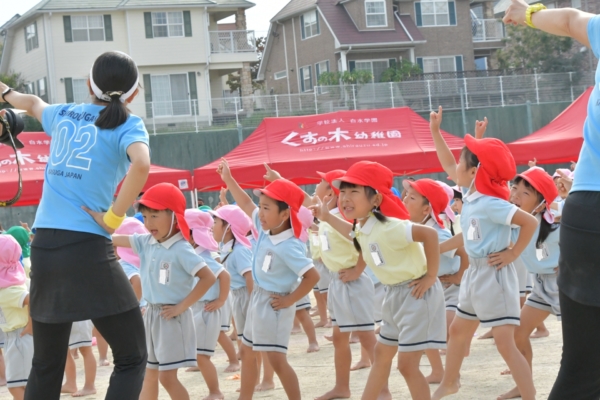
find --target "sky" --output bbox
[0,0,281,36]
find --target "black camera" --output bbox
[0,108,25,149]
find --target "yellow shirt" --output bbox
[0,284,29,332]
[22,257,31,279]
[356,216,427,285]
[319,209,359,272]
[308,231,321,261]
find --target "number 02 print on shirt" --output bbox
[50,120,98,171]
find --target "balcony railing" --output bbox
[209,30,256,54]
[472,19,505,42]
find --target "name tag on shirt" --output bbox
[369,243,385,267]
[159,262,171,285]
[467,218,482,241]
[311,235,320,247]
[320,234,330,251]
[262,252,273,273]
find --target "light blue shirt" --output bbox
[196,248,224,302]
[221,240,253,290]
[512,216,560,275]
[460,189,518,259]
[130,232,207,304]
[251,209,314,293]
[427,220,460,276]
[119,260,140,280]
[35,104,148,238]
[572,16,600,192]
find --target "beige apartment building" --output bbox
[258,0,504,95]
[0,0,258,126]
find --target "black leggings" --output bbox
[24,307,147,400]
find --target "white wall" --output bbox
[5,16,48,91]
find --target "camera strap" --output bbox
[0,114,22,207]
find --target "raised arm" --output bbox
[311,195,354,239]
[217,158,256,218]
[263,163,313,207]
[503,0,593,47]
[0,81,48,121]
[430,106,458,183]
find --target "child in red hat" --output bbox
[497,167,561,400]
[216,159,319,400]
[112,183,217,400]
[313,160,445,400]
[430,107,538,400]
[402,178,469,384]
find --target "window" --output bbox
[354,60,389,82]
[38,79,46,98]
[299,66,313,92]
[73,79,90,103]
[366,0,387,27]
[150,74,190,116]
[572,0,581,8]
[274,70,287,80]
[152,12,184,38]
[315,60,329,82]
[416,1,456,27]
[301,10,320,39]
[71,15,105,41]
[24,83,35,95]
[421,56,458,73]
[546,2,556,8]
[24,22,38,53]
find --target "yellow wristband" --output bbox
[526,4,547,29]
[103,206,126,230]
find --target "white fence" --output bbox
[209,30,256,54]
[130,71,591,134]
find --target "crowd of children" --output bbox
[0,105,574,400]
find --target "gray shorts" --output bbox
[0,329,5,349]
[296,294,312,310]
[373,282,385,324]
[192,301,222,356]
[242,287,296,354]
[328,271,375,332]
[69,320,93,349]
[456,257,521,328]
[514,257,529,298]
[378,279,446,352]
[5,328,33,388]
[144,303,197,371]
[444,284,460,312]
[220,294,232,332]
[525,272,561,321]
[315,261,331,293]
[231,287,250,338]
[526,272,534,292]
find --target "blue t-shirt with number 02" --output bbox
[35,103,149,238]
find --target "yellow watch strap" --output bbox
[526,4,547,29]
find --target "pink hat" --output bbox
[435,180,456,223]
[185,209,219,252]
[298,206,314,243]
[553,168,573,180]
[208,205,252,248]
[114,218,148,268]
[0,235,26,289]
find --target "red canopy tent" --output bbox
[194,108,465,191]
[0,132,193,207]
[507,87,591,165]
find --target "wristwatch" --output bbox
[1,87,13,102]
[526,3,547,29]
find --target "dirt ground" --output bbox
[0,308,562,399]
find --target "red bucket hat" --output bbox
[402,179,449,227]
[253,179,306,239]
[517,167,558,223]
[332,161,410,220]
[464,135,516,201]
[317,170,346,195]
[138,183,190,241]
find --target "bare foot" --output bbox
[324,334,333,342]
[98,358,110,367]
[497,386,521,399]
[256,381,275,392]
[432,381,460,400]
[377,389,392,400]
[61,383,77,394]
[349,336,360,344]
[426,372,444,384]
[307,343,320,353]
[72,387,97,397]
[530,328,550,339]
[314,387,351,400]
[500,368,512,376]
[351,359,371,371]
[202,393,225,400]
[291,326,303,335]
[224,362,240,373]
[315,320,328,328]
[478,329,494,340]
[185,366,200,372]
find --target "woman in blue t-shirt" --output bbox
[503,3,600,399]
[0,51,150,400]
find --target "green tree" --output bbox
[317,70,373,85]
[495,25,582,73]
[226,36,266,94]
[381,60,422,82]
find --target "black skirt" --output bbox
[558,191,600,307]
[30,229,139,323]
